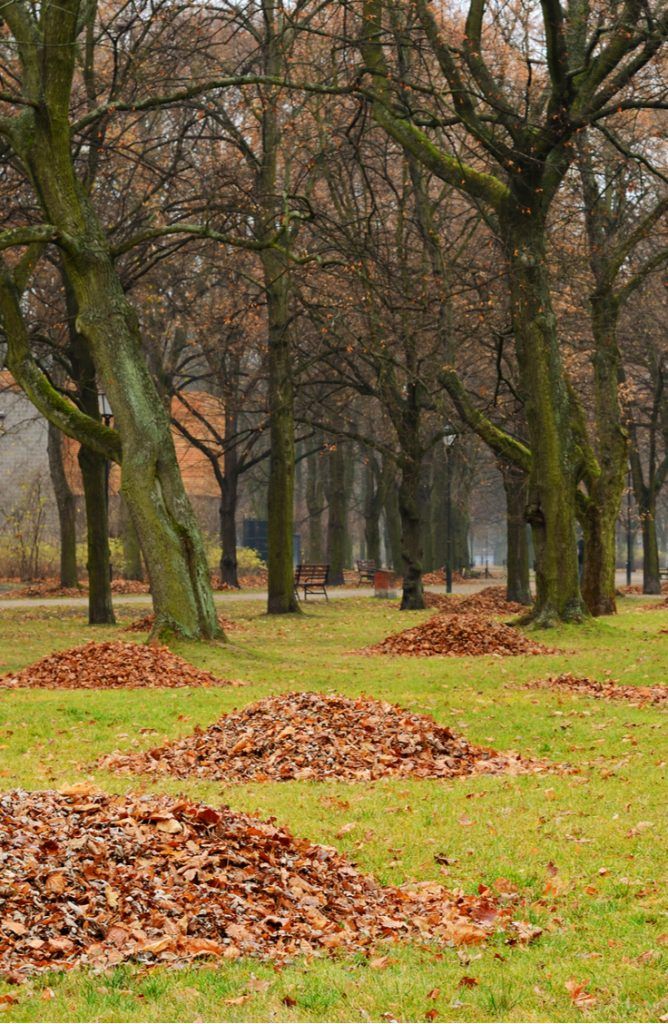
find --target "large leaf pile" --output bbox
[363,615,556,658]
[0,641,248,690]
[100,691,543,782]
[0,788,540,979]
[528,672,668,708]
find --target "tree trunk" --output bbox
[363,455,384,565]
[16,102,218,638]
[219,473,239,588]
[383,464,402,572]
[640,495,661,594]
[500,461,528,596]
[47,421,78,588]
[577,291,627,615]
[306,446,325,561]
[265,252,299,613]
[500,461,532,605]
[399,454,425,610]
[326,442,347,586]
[505,216,584,625]
[120,496,144,581]
[78,444,115,625]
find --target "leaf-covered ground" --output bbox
[0,594,665,1022]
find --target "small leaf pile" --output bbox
[100,691,542,781]
[0,641,248,690]
[124,613,243,634]
[0,788,537,979]
[455,586,528,616]
[363,614,556,658]
[528,673,667,708]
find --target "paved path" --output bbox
[0,581,495,610]
[0,569,652,610]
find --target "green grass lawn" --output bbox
[0,596,666,1022]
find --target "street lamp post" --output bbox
[443,424,457,594]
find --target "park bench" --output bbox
[659,567,668,581]
[294,563,329,601]
[356,559,377,584]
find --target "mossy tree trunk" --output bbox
[46,421,78,588]
[504,215,585,625]
[499,460,532,605]
[2,0,218,639]
[120,497,144,581]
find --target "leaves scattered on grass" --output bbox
[124,613,244,634]
[0,788,541,979]
[99,690,551,782]
[361,615,557,658]
[1,579,150,599]
[527,673,667,708]
[0,641,248,690]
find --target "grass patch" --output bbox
[0,597,666,1021]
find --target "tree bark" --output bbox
[326,442,347,585]
[265,249,299,613]
[499,461,532,605]
[399,453,425,609]
[640,493,661,594]
[219,473,239,588]
[47,421,78,588]
[363,454,384,565]
[120,497,144,581]
[505,216,585,625]
[3,5,218,639]
[78,444,115,625]
[383,465,402,572]
[306,446,325,561]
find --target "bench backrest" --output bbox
[356,559,377,571]
[295,563,329,584]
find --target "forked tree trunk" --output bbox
[12,70,219,638]
[78,445,115,625]
[326,441,346,586]
[505,216,584,625]
[500,461,532,605]
[47,421,78,588]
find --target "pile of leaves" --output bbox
[0,788,540,978]
[100,691,541,782]
[528,673,668,708]
[124,613,243,634]
[0,641,247,690]
[362,614,556,658]
[455,586,529,616]
[641,597,668,611]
